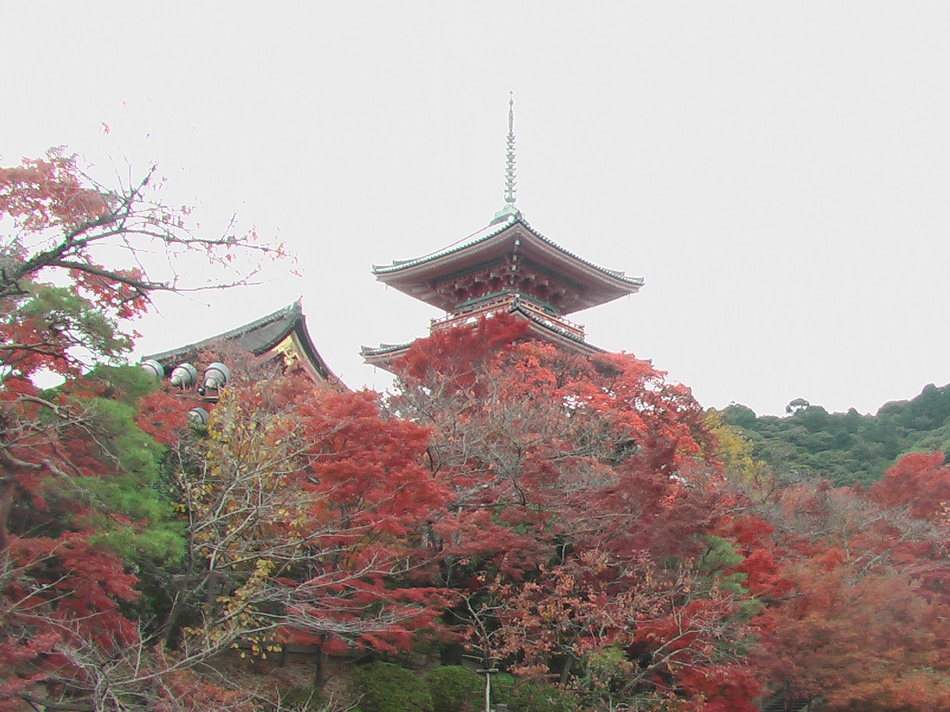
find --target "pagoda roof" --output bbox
[144,300,335,381]
[361,299,603,371]
[372,216,643,315]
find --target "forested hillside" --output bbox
[718,383,950,485]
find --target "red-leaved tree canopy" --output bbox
[387,315,766,710]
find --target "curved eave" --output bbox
[511,305,605,356]
[361,341,413,357]
[291,314,336,381]
[361,342,413,371]
[372,218,642,314]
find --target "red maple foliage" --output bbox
[753,474,950,710]
[389,315,766,709]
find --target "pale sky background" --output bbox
[5,3,950,416]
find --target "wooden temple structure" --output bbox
[362,96,643,371]
[140,300,335,422]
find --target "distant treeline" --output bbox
[719,383,950,485]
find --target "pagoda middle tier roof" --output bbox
[372,217,643,315]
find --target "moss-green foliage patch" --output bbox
[426,665,481,712]
[352,662,433,712]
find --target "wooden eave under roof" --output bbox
[372,218,643,316]
[144,300,335,382]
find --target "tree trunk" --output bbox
[313,636,329,688]
[559,656,574,686]
[0,472,13,583]
[441,641,464,666]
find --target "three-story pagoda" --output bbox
[362,97,643,370]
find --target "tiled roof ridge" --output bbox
[143,300,302,363]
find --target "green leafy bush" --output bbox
[490,672,517,708]
[426,666,482,712]
[492,672,517,695]
[352,662,433,712]
[506,680,580,712]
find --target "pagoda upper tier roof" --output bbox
[372,216,643,315]
[143,300,335,381]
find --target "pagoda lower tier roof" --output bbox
[372,216,643,315]
[361,302,604,372]
[144,300,335,381]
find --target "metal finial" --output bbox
[491,92,523,225]
[504,91,516,205]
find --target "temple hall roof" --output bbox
[144,300,335,381]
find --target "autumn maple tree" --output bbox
[0,150,280,711]
[156,360,449,687]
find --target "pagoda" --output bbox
[362,96,643,370]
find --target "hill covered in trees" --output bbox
[2,150,948,712]
[718,383,950,485]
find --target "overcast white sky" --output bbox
[5,3,950,416]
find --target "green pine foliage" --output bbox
[31,365,185,565]
[491,673,517,707]
[71,370,185,564]
[88,364,164,405]
[698,535,748,595]
[720,382,950,485]
[17,281,133,366]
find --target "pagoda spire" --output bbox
[504,92,517,205]
[492,92,522,224]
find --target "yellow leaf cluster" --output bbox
[705,411,767,483]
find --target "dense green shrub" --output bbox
[490,673,517,708]
[352,662,433,712]
[506,680,580,712]
[426,665,482,712]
